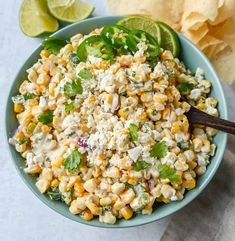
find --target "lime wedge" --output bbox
[156,21,181,58]
[117,15,161,45]
[19,0,59,37]
[47,0,94,23]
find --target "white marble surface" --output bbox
[0,1,170,240]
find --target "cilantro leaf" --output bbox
[64,79,83,97]
[178,83,194,93]
[42,37,68,54]
[65,101,75,112]
[18,139,27,145]
[150,141,168,158]
[133,160,151,171]
[129,123,138,141]
[47,188,61,201]
[23,93,36,100]
[78,68,93,80]
[63,149,83,173]
[158,164,180,183]
[38,110,53,124]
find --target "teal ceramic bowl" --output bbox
[5,16,228,228]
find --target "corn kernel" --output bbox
[51,179,59,188]
[81,124,90,132]
[41,125,51,133]
[16,131,24,140]
[106,94,113,104]
[51,157,63,168]
[136,111,147,121]
[120,206,133,220]
[86,202,100,215]
[171,122,180,134]
[58,58,66,65]
[183,178,196,190]
[127,90,136,97]
[14,103,24,113]
[49,83,56,97]
[127,177,138,185]
[40,49,49,58]
[80,209,94,221]
[118,109,128,119]
[89,95,96,102]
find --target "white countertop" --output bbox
[0,1,169,240]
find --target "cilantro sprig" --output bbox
[64,79,83,97]
[78,68,93,80]
[65,101,75,112]
[150,141,168,158]
[63,149,83,173]
[133,160,151,171]
[38,110,53,124]
[178,83,194,93]
[158,164,180,183]
[42,37,68,54]
[129,123,138,141]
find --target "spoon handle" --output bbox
[186,106,235,135]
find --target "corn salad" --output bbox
[10,28,218,224]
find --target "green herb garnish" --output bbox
[178,83,194,93]
[38,110,53,124]
[158,164,180,183]
[18,139,27,145]
[42,37,68,54]
[129,123,138,141]
[78,68,93,80]
[150,141,168,158]
[65,101,75,112]
[23,93,36,100]
[63,149,83,173]
[47,188,61,201]
[133,160,151,171]
[64,79,83,97]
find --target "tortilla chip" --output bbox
[183,23,209,44]
[181,12,208,31]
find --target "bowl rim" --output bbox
[5,15,228,228]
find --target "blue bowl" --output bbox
[5,16,228,228]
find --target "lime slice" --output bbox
[117,15,161,45]
[47,0,94,23]
[19,0,59,37]
[156,21,181,58]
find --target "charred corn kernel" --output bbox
[49,83,56,97]
[183,178,196,190]
[140,92,153,102]
[100,60,109,69]
[86,202,100,215]
[14,103,24,113]
[74,182,85,195]
[58,58,66,65]
[40,49,49,58]
[81,124,89,132]
[120,189,135,204]
[100,197,112,206]
[16,131,24,140]
[118,109,128,119]
[89,95,96,102]
[106,94,113,104]
[120,206,133,220]
[171,122,180,134]
[80,166,88,174]
[51,157,63,168]
[51,179,59,188]
[41,125,51,133]
[80,209,93,221]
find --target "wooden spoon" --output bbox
[186,106,235,135]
